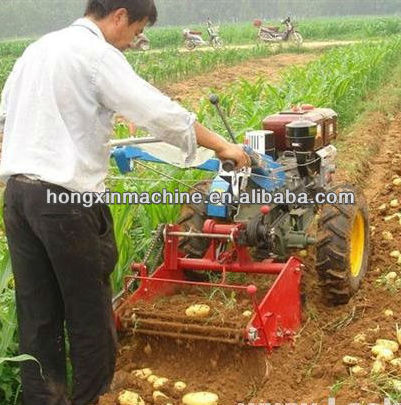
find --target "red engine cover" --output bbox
[262,106,338,151]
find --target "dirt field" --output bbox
[161,53,318,107]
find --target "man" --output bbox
[0,1,250,404]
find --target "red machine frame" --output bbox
[114,220,303,352]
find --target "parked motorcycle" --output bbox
[254,17,303,45]
[183,19,223,50]
[130,33,150,51]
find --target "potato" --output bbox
[378,203,387,212]
[382,231,394,241]
[342,356,359,366]
[174,381,187,392]
[390,251,401,258]
[353,333,366,344]
[299,250,308,258]
[153,377,169,389]
[185,304,211,318]
[118,390,145,405]
[147,375,159,384]
[390,358,401,368]
[384,309,394,318]
[153,391,168,400]
[385,213,401,223]
[372,359,386,374]
[132,368,152,379]
[242,310,252,318]
[372,346,394,361]
[350,365,367,377]
[376,339,399,353]
[393,178,401,186]
[385,272,398,282]
[391,379,401,393]
[390,199,400,208]
[182,392,219,405]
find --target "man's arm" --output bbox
[95,48,250,168]
[194,122,250,168]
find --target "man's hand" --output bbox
[215,143,251,169]
[194,122,251,169]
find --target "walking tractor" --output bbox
[111,96,370,353]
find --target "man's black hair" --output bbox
[85,0,157,25]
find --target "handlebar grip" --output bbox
[222,160,236,172]
[209,94,219,105]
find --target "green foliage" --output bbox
[197,38,401,138]
[125,45,281,85]
[0,248,20,404]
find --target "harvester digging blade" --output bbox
[121,310,245,345]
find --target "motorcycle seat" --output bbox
[261,26,279,32]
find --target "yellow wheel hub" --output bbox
[350,211,365,277]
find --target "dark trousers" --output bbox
[3,176,118,405]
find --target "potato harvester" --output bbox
[111,96,370,352]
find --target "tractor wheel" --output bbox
[177,180,211,258]
[316,184,370,306]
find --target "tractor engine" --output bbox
[231,105,338,260]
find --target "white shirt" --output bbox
[0,18,197,192]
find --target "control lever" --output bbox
[222,160,236,172]
[209,94,268,173]
[209,94,237,144]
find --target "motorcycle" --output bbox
[183,19,223,50]
[130,33,150,51]
[254,17,303,45]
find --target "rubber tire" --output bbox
[212,38,223,49]
[185,40,196,51]
[292,32,303,45]
[177,181,211,258]
[316,185,370,306]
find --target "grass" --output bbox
[0,206,20,404]
[196,38,401,139]
[369,373,401,403]
[330,378,346,396]
[375,270,401,294]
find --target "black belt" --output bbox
[11,174,41,184]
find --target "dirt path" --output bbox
[143,40,361,55]
[161,53,318,107]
